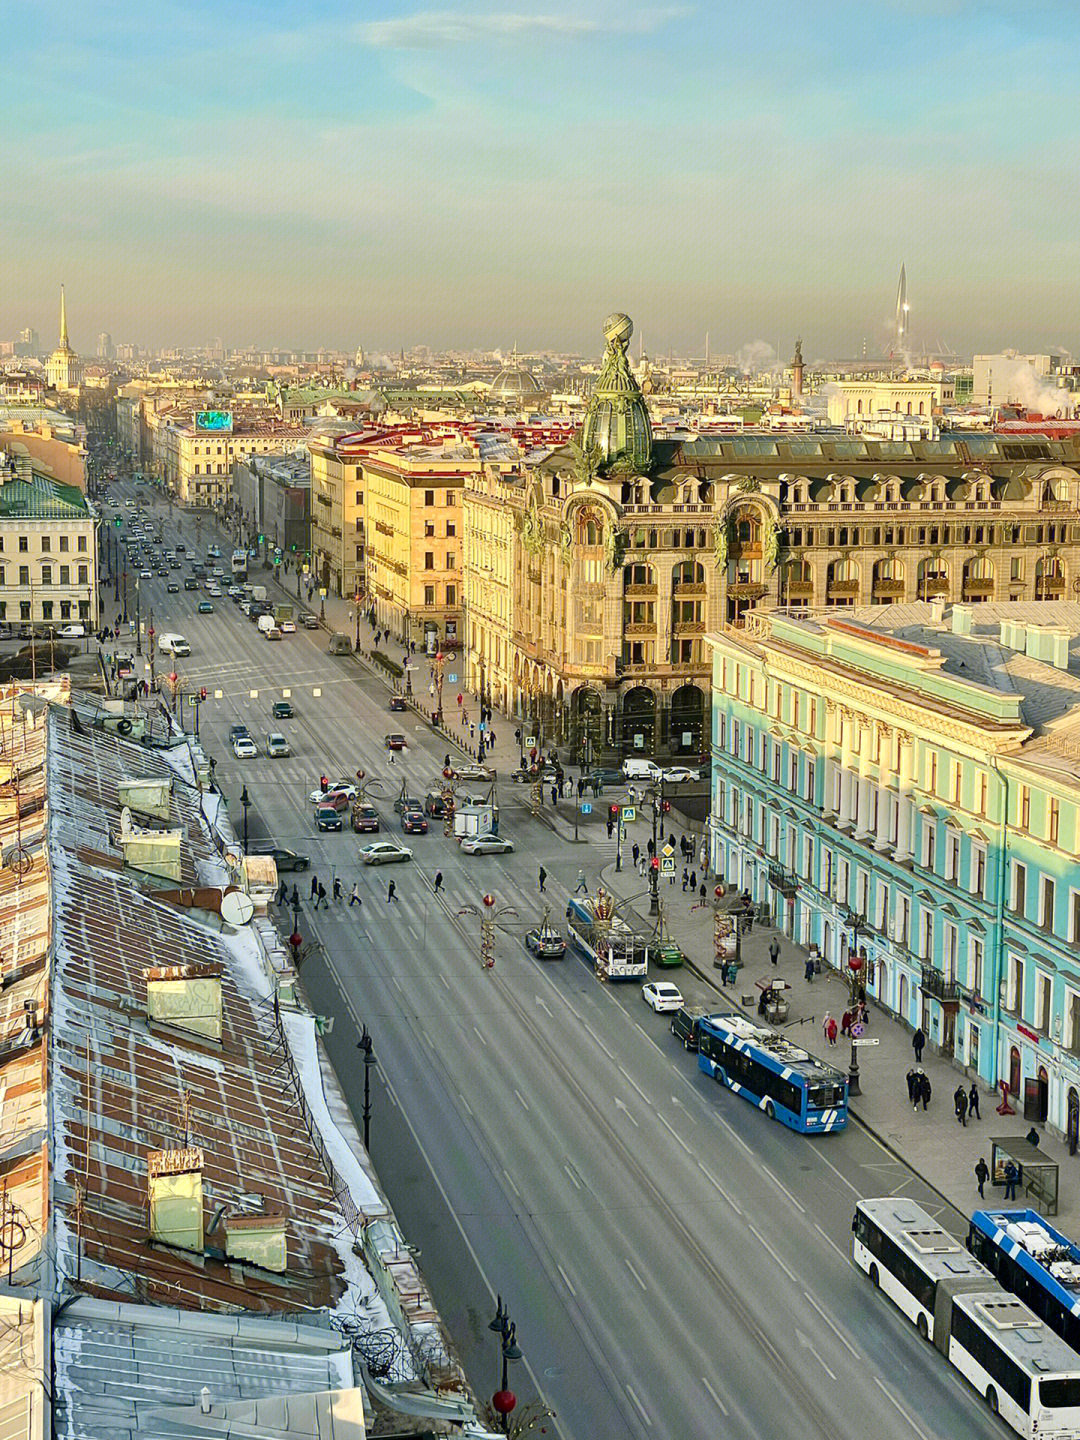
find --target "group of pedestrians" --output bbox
[906,1066,932,1111]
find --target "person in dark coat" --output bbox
[968,1082,981,1120]
[769,937,780,966]
[912,1026,926,1063]
[310,873,319,901]
[906,1068,920,1105]
[918,1072,932,1111]
[954,1085,968,1126]
[975,1157,990,1198]
[804,956,815,984]
[1004,1159,1019,1201]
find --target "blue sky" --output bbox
[5,0,1080,358]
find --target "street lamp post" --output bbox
[488,1296,523,1434]
[646,775,667,915]
[135,579,142,655]
[239,785,251,851]
[357,1025,376,1150]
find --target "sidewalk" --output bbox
[593,817,1079,1232]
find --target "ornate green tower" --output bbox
[580,312,653,474]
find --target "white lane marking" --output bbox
[803,1290,859,1359]
[535,995,552,1016]
[760,1163,806,1213]
[563,1164,581,1190]
[513,1087,530,1112]
[625,1257,648,1291]
[747,1222,797,1283]
[472,1026,488,1047]
[640,1032,665,1057]
[503,1169,521,1198]
[613,1097,639,1128]
[873,1376,932,1440]
[459,1092,474,1118]
[557,1263,577,1298]
[813,1221,848,1262]
[582,1024,614,1060]
[696,1162,742,1215]
[616,1065,650,1103]
[701,1376,728,1416]
[656,1113,691,1154]
[713,1113,753,1154]
[807,1142,863,1197]
[625,1385,651,1427]
[439,973,450,990]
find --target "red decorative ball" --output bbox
[492,1390,517,1416]
[483,893,495,907]
[714,886,723,899]
[848,955,863,972]
[443,767,453,779]
[289,931,303,950]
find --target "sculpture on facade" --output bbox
[762,514,780,571]
[712,517,730,570]
[605,524,628,576]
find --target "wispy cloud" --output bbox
[355,6,689,49]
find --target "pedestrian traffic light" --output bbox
[199,687,207,700]
[662,800,671,814]
[114,516,123,527]
[650,856,659,871]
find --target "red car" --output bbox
[401,809,428,834]
[385,733,407,751]
[351,804,380,833]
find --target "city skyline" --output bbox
[6,0,1080,354]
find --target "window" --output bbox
[1020,784,1031,829]
[1035,971,1053,1033]
[355,491,363,505]
[41,600,53,620]
[59,566,70,586]
[969,938,984,997]
[895,894,910,946]
[445,491,456,505]
[1050,797,1060,845]
[425,522,435,537]
[446,522,456,537]
[446,584,457,605]
[1007,955,1024,1013]
[1013,861,1027,915]
[920,910,933,960]
[944,923,958,980]
[972,846,987,897]
[978,773,988,815]
[77,535,87,552]
[18,536,27,553]
[424,490,434,506]
[1067,989,1080,1053]
[59,535,69,552]
[929,751,938,794]
[1071,890,1080,944]
[18,566,28,586]
[944,828,960,881]
[41,537,50,553]
[446,553,456,570]
[952,761,962,806]
[424,552,434,570]
[77,564,87,584]
[922,818,936,871]
[40,565,52,586]
[424,584,436,605]
[1041,876,1055,931]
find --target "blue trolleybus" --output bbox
[968,1209,1080,1354]
[696,1010,848,1132]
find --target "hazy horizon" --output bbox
[6,0,1080,360]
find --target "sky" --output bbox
[6,0,1080,358]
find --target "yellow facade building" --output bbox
[306,425,369,599]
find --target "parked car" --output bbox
[385,733,407,751]
[247,844,309,872]
[265,626,284,641]
[315,805,343,832]
[460,835,515,854]
[272,700,294,719]
[401,809,428,834]
[351,803,380,833]
[642,981,685,1013]
[358,841,412,865]
[267,732,290,757]
[233,736,258,759]
[57,623,86,640]
[670,1005,710,1051]
[389,696,407,712]
[525,926,566,959]
[662,766,700,784]
[300,613,320,629]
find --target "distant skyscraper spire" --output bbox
[59,284,69,349]
[895,263,908,351]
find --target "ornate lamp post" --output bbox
[357,1025,376,1149]
[239,785,251,850]
[458,894,519,969]
[488,1296,523,1434]
[440,766,457,839]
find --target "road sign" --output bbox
[852,1037,880,1047]
[524,735,536,748]
[661,857,676,875]
[581,803,592,815]
[622,806,637,822]
[662,843,674,858]
[188,695,199,708]
[448,673,458,684]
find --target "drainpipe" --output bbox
[987,756,1010,1091]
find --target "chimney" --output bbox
[929,595,947,627]
[1025,625,1052,664]
[951,603,972,636]
[118,777,173,819]
[224,1204,288,1273]
[117,820,183,881]
[147,1148,204,1252]
[144,963,223,1041]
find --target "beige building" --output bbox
[825,378,939,428]
[157,413,307,508]
[462,462,517,708]
[306,424,371,599]
[0,462,98,627]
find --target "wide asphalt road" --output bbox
[109,484,1004,1440]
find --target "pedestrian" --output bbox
[975,1157,990,1199]
[550,784,559,807]
[388,751,395,765]
[332,876,343,903]
[823,1013,837,1046]
[607,818,614,839]
[682,868,689,892]
[1004,1159,1019,1201]
[290,885,299,910]
[912,1026,926,1063]
[387,879,399,903]
[276,880,288,906]
[310,874,319,901]
[575,869,588,894]
[538,866,547,894]
[489,731,496,749]
[906,1067,919,1105]
[632,843,640,868]
[769,937,780,966]
[699,882,707,903]
[349,882,361,907]
[669,832,676,852]
[434,870,444,894]
[804,956,815,984]
[969,1082,981,1120]
[647,838,655,857]
[577,778,585,799]
[689,870,697,891]
[841,1009,852,1037]
[638,856,647,878]
[720,960,730,987]
[315,882,327,910]
[955,1085,968,1126]
[919,1073,932,1111]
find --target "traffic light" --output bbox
[114,516,123,527]
[662,800,671,814]
[608,803,620,819]
[650,856,659,871]
[199,687,207,701]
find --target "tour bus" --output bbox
[696,1011,847,1132]
[968,1209,1080,1353]
[854,1197,1080,1437]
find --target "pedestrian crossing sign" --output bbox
[661,858,676,875]
[622,806,637,822]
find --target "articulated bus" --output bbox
[854,1197,1080,1437]
[696,1011,847,1132]
[968,1209,1080,1354]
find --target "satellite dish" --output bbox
[220,889,255,927]
[120,806,132,834]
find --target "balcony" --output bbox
[787,580,814,598]
[826,580,860,597]
[624,623,654,636]
[962,579,994,596]
[727,581,766,599]
[672,582,706,596]
[872,579,906,597]
[672,620,706,634]
[922,577,949,595]
[767,864,799,898]
[921,965,960,1003]
[625,584,657,597]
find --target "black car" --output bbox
[401,809,428,834]
[587,768,626,788]
[389,696,407,712]
[248,844,310,872]
[184,577,199,591]
[228,724,250,745]
[424,790,446,817]
[272,700,294,719]
[670,1005,711,1052]
[393,793,423,815]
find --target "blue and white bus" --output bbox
[968,1210,1080,1354]
[856,1198,1080,1438]
[231,547,249,579]
[696,1011,847,1132]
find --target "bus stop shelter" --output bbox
[990,1135,1059,1216]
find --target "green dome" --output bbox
[581,312,653,473]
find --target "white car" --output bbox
[308,783,358,805]
[662,766,700,784]
[460,834,515,854]
[280,620,296,633]
[358,841,413,865]
[57,623,86,639]
[642,981,685,1013]
[233,737,258,759]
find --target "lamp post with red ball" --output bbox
[488,1296,522,1434]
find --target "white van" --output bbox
[256,613,276,635]
[158,633,191,657]
[622,757,661,781]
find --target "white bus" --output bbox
[854,1197,1080,1437]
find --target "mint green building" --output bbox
[708,601,1080,1141]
